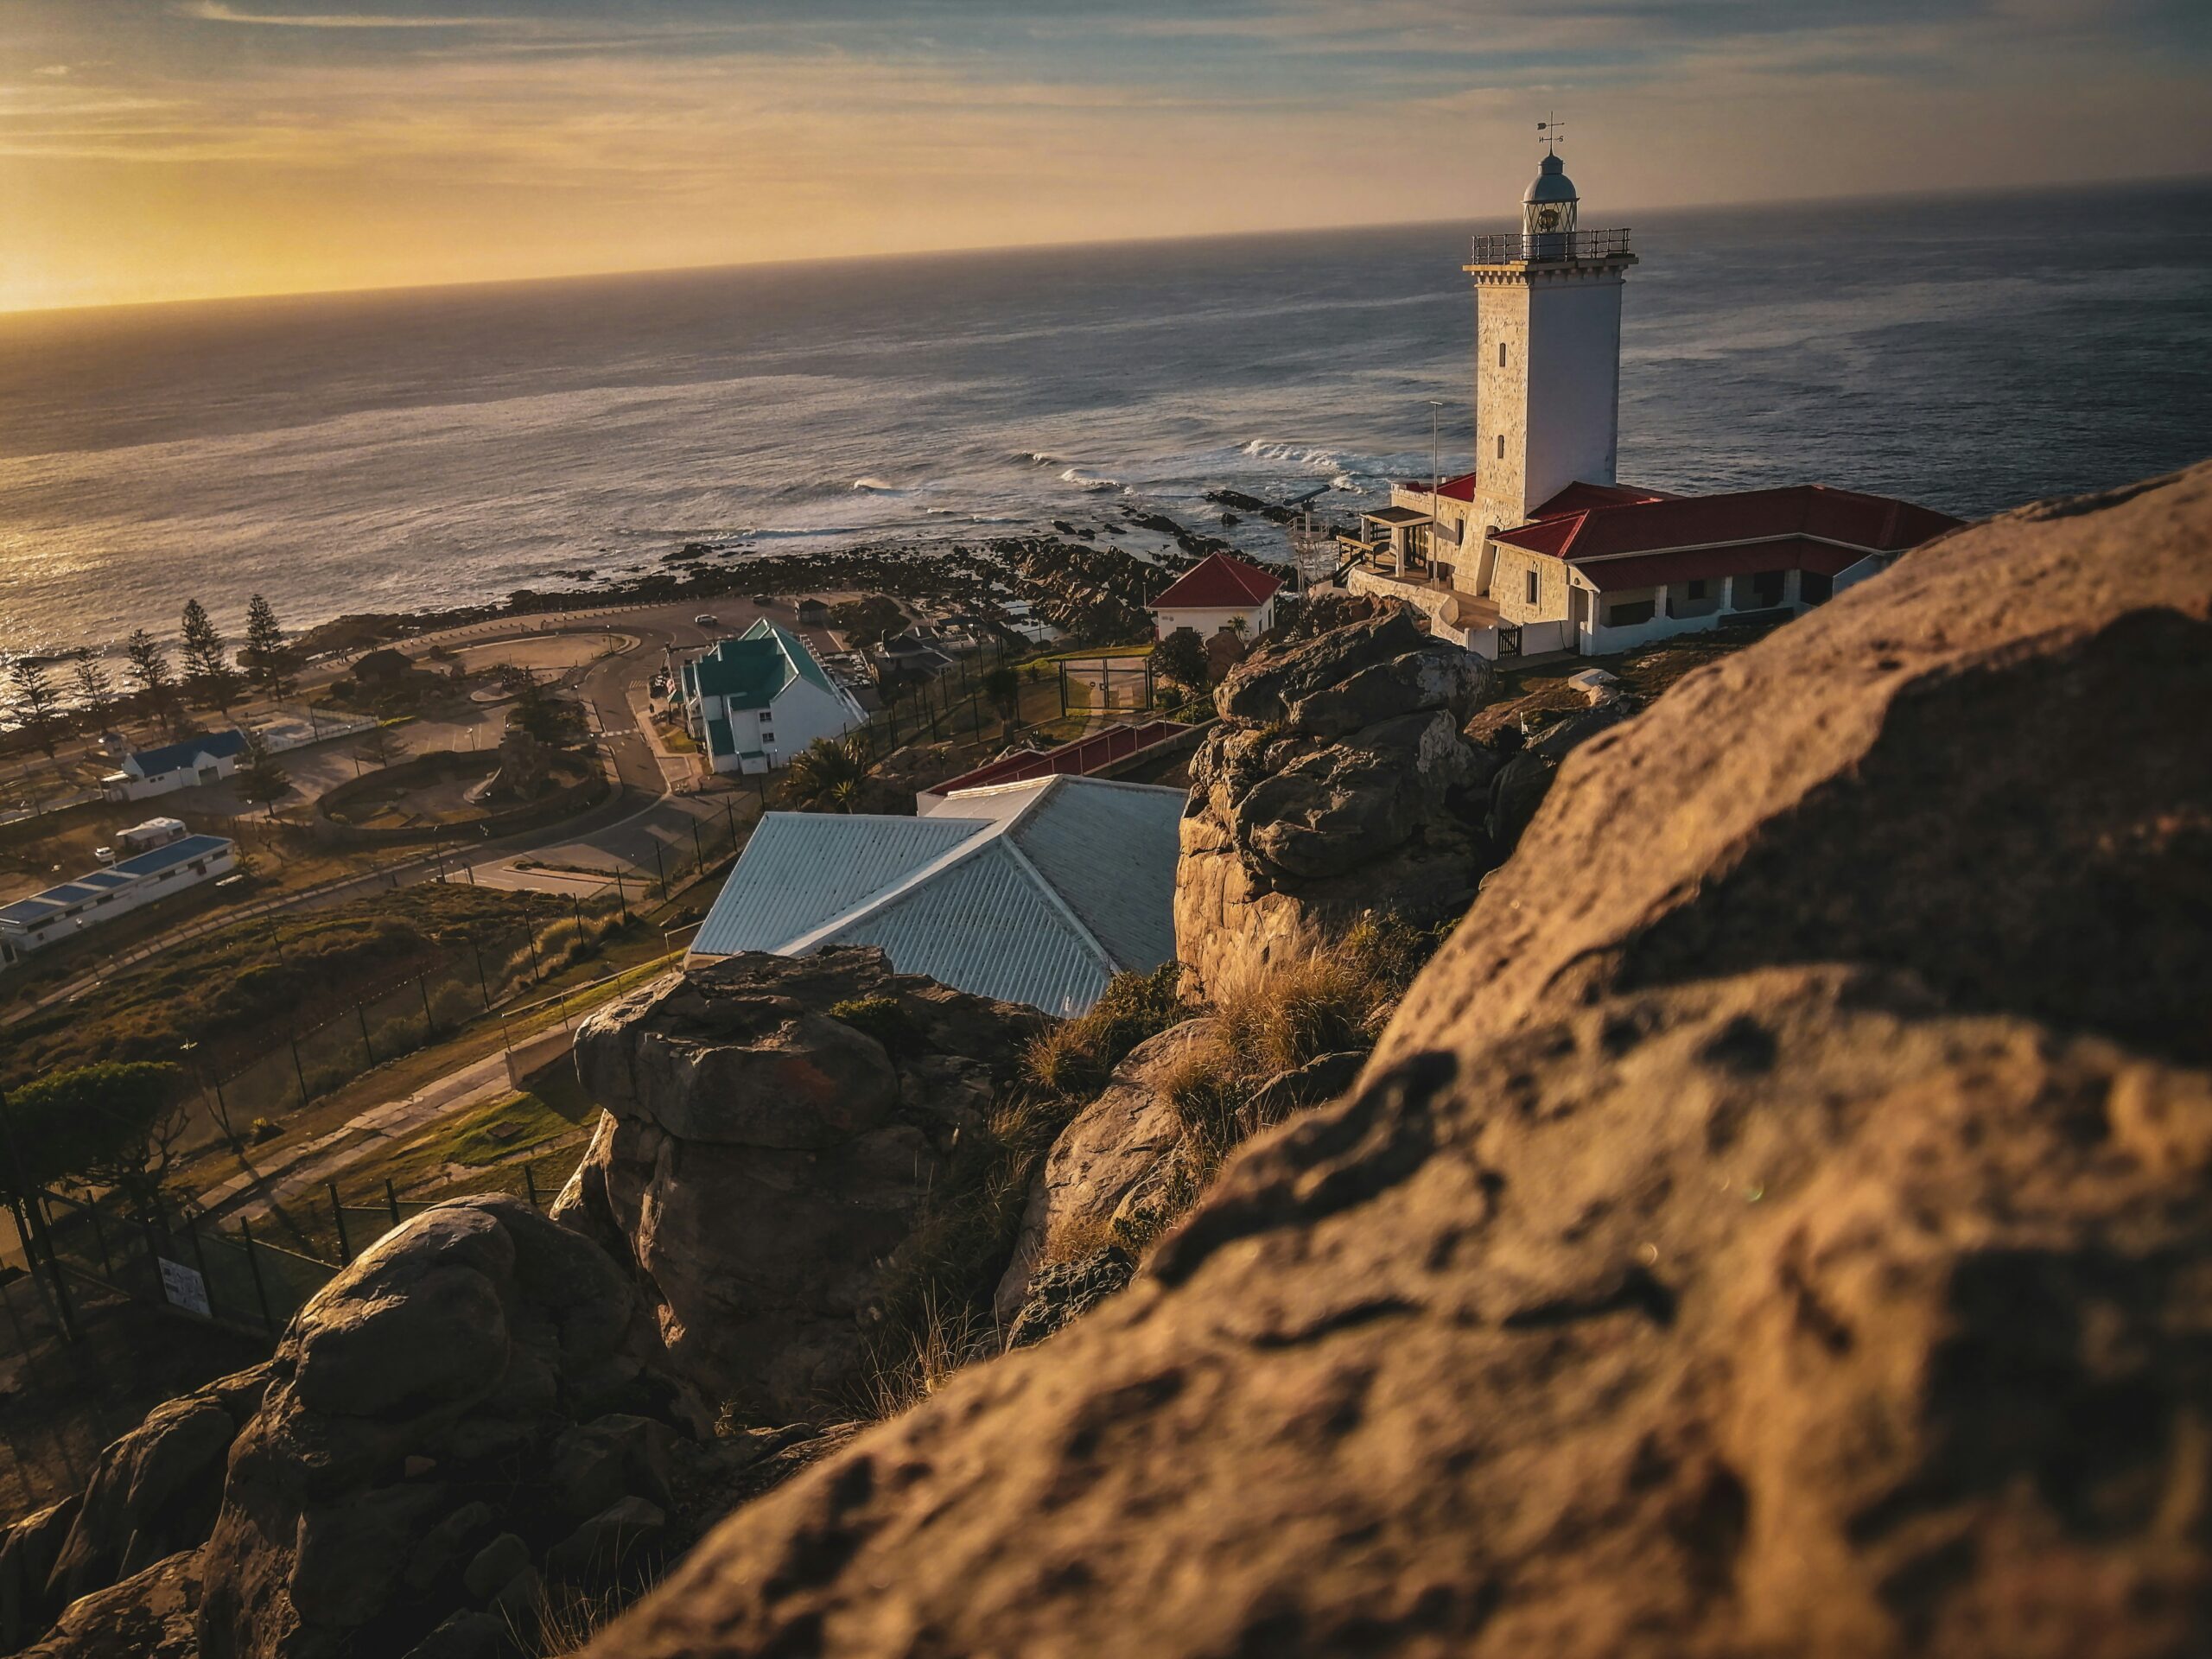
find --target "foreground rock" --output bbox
[583,465,2212,1658]
[557,949,1051,1417]
[1176,601,1491,993]
[197,1194,690,1659]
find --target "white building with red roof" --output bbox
[1341,144,1961,660]
[1148,551,1282,642]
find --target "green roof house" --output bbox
[677,620,864,775]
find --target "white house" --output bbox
[677,620,865,775]
[102,728,249,802]
[686,774,1183,1016]
[1342,147,1960,658]
[0,834,237,965]
[1149,552,1282,642]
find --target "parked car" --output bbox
[693,613,718,627]
[750,593,775,607]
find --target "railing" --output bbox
[1469,227,1632,264]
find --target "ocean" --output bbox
[2,177,2208,657]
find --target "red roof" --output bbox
[1396,469,1483,502]
[1152,552,1282,610]
[1492,482,1962,569]
[1529,480,1675,518]
[1579,536,1883,594]
[923,721,1189,799]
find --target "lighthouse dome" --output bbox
[1523,151,1578,205]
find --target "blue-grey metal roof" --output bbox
[690,813,985,957]
[0,896,62,926]
[111,834,231,877]
[43,884,102,905]
[78,870,134,890]
[688,776,1183,1015]
[823,839,1111,1017]
[128,728,247,776]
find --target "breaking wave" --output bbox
[1058,467,1122,493]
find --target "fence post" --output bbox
[290,1036,311,1106]
[572,894,584,943]
[652,842,668,900]
[328,1181,352,1266]
[527,926,543,982]
[690,818,703,866]
[86,1202,115,1282]
[238,1216,276,1333]
[418,974,434,1033]
[385,1179,402,1228]
[524,1165,538,1210]
[472,939,492,1007]
[355,1001,374,1065]
[188,1217,218,1320]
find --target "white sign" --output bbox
[158,1256,211,1319]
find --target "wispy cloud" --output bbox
[173,2,512,27]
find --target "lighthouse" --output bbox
[1465,145,1637,547]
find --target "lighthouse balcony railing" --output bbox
[1468,228,1633,264]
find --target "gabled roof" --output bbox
[1492,483,1962,564]
[1529,480,1675,518]
[684,620,841,711]
[689,775,1183,1016]
[1152,552,1281,611]
[128,728,247,776]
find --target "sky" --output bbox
[2,0,2208,312]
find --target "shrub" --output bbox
[830,996,925,1058]
[1022,963,1188,1100]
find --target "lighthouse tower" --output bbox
[1466,143,1637,542]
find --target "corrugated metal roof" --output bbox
[688,776,1184,1014]
[1007,778,1181,973]
[0,897,61,926]
[690,813,984,957]
[127,728,246,776]
[823,839,1111,1018]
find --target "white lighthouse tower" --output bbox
[1466,140,1637,543]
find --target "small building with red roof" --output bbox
[1338,149,1961,660]
[1148,551,1283,643]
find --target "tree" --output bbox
[235,728,291,818]
[5,1062,190,1215]
[4,657,62,761]
[179,599,241,713]
[508,672,588,750]
[241,594,294,698]
[71,652,114,735]
[784,734,869,813]
[983,662,1021,726]
[355,721,393,772]
[124,628,181,733]
[1151,627,1209,693]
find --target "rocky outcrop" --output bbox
[1176,602,1492,993]
[581,465,2212,1658]
[21,1549,200,1659]
[196,1193,690,1659]
[556,949,1051,1417]
[992,1019,1214,1323]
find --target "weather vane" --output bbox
[1537,113,1564,153]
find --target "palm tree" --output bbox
[784,734,869,813]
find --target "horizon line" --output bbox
[8,168,2206,324]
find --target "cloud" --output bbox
[173,2,511,26]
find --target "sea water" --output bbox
[1,177,2207,654]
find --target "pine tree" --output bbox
[242,594,293,697]
[124,629,181,735]
[4,657,62,761]
[179,599,240,714]
[71,652,114,734]
[235,728,291,818]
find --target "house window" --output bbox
[1800,571,1834,605]
[1525,569,1539,606]
[1685,579,1707,600]
[1606,599,1656,626]
[760,730,775,744]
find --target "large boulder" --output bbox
[992,1018,1215,1323]
[580,465,2212,1659]
[1177,602,1492,993]
[196,1194,683,1659]
[556,948,1052,1417]
[20,1548,200,1659]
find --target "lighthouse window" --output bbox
[1525,569,1539,606]
[1496,434,1505,461]
[1498,341,1507,368]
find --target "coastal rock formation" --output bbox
[582,466,2212,1659]
[1175,602,1492,993]
[992,1018,1215,1324]
[556,949,1051,1416]
[196,1194,688,1659]
[21,1549,201,1659]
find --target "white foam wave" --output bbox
[1058,467,1122,493]
[1240,439,1345,472]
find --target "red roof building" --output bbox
[1149,552,1283,641]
